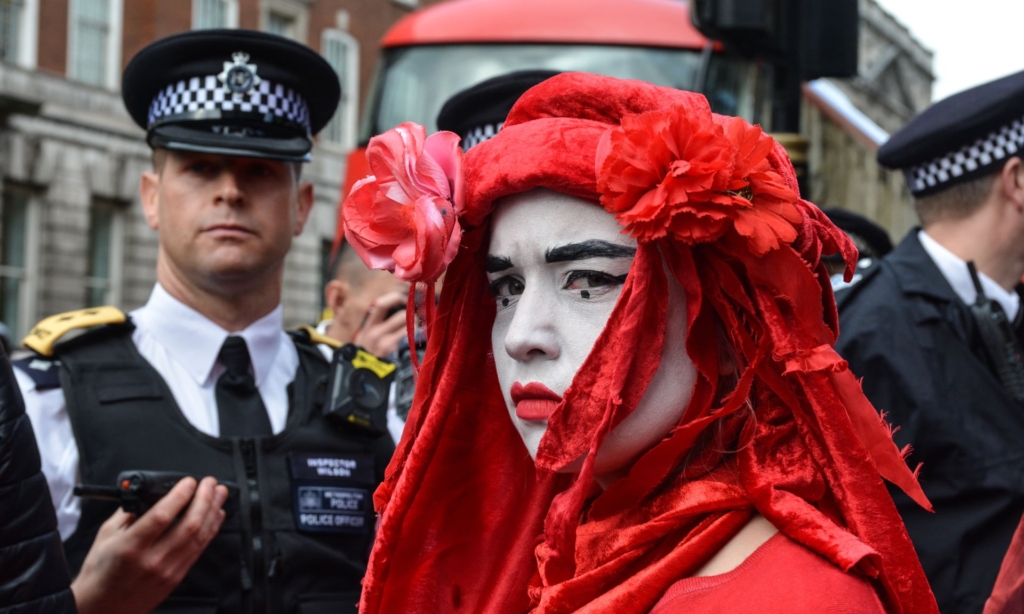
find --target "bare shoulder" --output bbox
[694,514,778,577]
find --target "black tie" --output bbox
[216,336,273,438]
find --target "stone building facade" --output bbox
[803,0,934,242]
[0,0,434,341]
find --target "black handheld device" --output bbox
[324,343,396,437]
[74,470,239,516]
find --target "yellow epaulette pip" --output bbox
[22,306,127,357]
[296,325,342,349]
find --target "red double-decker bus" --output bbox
[339,0,774,210]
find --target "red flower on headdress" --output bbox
[342,122,463,283]
[597,108,801,255]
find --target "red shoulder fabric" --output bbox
[650,533,886,614]
[353,73,938,614]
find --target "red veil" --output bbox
[348,74,938,613]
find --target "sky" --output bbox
[875,0,1024,101]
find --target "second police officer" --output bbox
[14,29,393,613]
[836,70,1024,614]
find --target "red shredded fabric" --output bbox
[355,73,937,614]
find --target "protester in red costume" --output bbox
[342,73,939,613]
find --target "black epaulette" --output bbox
[11,355,62,390]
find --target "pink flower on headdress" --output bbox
[597,108,800,255]
[343,122,463,283]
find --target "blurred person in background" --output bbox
[320,243,408,359]
[319,243,408,443]
[821,207,893,290]
[836,69,1024,614]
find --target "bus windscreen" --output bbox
[361,43,770,144]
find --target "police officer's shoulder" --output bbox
[291,325,341,350]
[11,354,62,390]
[21,306,130,358]
[834,258,885,311]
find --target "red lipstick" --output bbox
[511,382,562,421]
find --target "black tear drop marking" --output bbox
[581,290,590,299]
[502,298,509,307]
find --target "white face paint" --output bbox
[487,189,697,482]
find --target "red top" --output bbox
[382,0,709,49]
[651,533,885,614]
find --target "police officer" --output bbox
[14,29,393,613]
[835,69,1024,614]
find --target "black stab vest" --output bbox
[58,323,394,614]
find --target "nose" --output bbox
[215,169,245,207]
[502,285,560,363]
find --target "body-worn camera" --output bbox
[324,343,396,437]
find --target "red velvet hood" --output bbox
[347,73,938,614]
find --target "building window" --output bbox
[321,27,359,150]
[0,0,24,64]
[0,187,27,336]
[0,185,38,340]
[267,11,294,37]
[0,0,37,69]
[68,0,122,88]
[193,0,238,29]
[260,1,307,43]
[85,199,124,307]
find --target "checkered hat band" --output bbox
[908,115,1024,194]
[461,123,503,151]
[147,75,310,129]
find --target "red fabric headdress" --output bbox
[344,73,938,614]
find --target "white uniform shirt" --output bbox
[918,230,1021,320]
[16,284,299,540]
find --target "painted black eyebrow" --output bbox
[545,240,636,263]
[485,255,513,273]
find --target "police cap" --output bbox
[122,29,340,162]
[877,69,1024,197]
[436,70,560,151]
[821,207,893,259]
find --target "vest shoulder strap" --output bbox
[22,306,128,357]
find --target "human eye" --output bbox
[247,161,277,178]
[488,275,525,308]
[186,159,218,175]
[564,270,627,298]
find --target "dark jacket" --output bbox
[835,231,1024,614]
[0,348,76,613]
